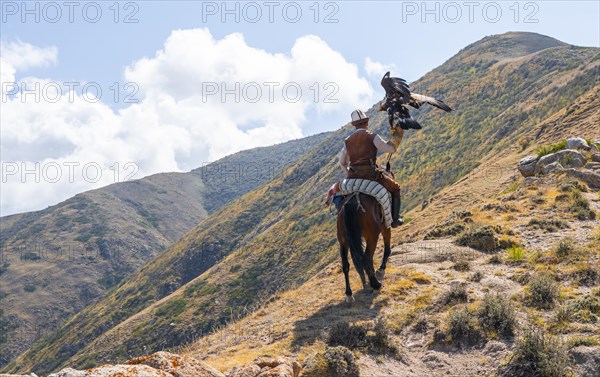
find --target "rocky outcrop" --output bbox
[226,356,301,377]
[541,161,564,175]
[48,365,173,377]
[534,149,586,175]
[44,353,301,377]
[127,351,225,377]
[566,137,590,150]
[565,168,600,189]
[518,155,539,177]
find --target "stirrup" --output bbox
[391,217,404,228]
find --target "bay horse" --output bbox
[336,192,392,303]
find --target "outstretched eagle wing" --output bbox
[409,93,452,112]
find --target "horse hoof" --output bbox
[376,269,385,281]
[346,295,355,304]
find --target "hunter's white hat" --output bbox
[350,109,369,126]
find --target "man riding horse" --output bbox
[339,109,404,227]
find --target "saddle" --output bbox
[325,179,393,228]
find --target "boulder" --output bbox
[128,351,225,377]
[227,356,301,377]
[592,153,600,163]
[565,168,600,189]
[541,161,564,175]
[585,162,600,171]
[517,155,539,177]
[47,369,86,377]
[570,346,600,377]
[535,149,586,175]
[566,137,590,150]
[226,364,262,377]
[48,365,172,377]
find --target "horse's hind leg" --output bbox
[364,237,382,291]
[377,227,392,281]
[339,244,354,303]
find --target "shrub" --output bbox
[326,318,401,357]
[303,346,360,377]
[456,226,498,251]
[555,238,576,259]
[488,254,502,264]
[477,293,516,336]
[570,264,599,286]
[498,236,520,250]
[470,271,484,282]
[441,283,468,306]
[535,140,567,157]
[570,289,600,323]
[499,328,571,377]
[506,247,526,262]
[527,218,568,232]
[528,273,559,309]
[567,336,598,348]
[571,191,596,220]
[447,306,479,342]
[23,284,36,292]
[326,321,368,350]
[452,259,471,272]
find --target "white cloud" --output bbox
[1,29,375,216]
[364,57,397,79]
[0,40,57,71]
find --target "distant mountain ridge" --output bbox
[0,132,327,367]
[3,32,599,374]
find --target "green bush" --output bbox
[535,140,567,157]
[447,306,479,342]
[477,293,516,336]
[528,273,559,309]
[499,328,571,377]
[506,247,526,262]
[555,238,576,259]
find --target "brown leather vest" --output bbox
[345,129,377,167]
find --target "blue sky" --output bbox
[3,1,598,92]
[1,1,599,215]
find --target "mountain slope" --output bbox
[4,32,599,375]
[0,132,327,367]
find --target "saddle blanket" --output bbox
[338,178,392,229]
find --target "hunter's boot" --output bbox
[391,191,403,228]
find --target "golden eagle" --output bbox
[378,71,452,130]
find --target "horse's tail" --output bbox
[344,194,364,274]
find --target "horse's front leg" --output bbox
[339,244,354,303]
[376,227,392,281]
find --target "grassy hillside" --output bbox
[4,32,599,375]
[0,133,326,368]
